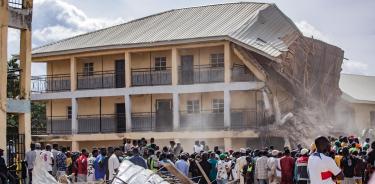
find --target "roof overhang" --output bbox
[341,92,375,105]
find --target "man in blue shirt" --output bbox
[94,148,107,180]
[55,147,67,179]
[175,153,189,177]
[129,148,148,169]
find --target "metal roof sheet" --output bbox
[32,2,301,58]
[340,74,375,103]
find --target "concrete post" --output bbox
[173,93,180,130]
[171,48,178,85]
[71,98,78,134]
[125,94,132,132]
[125,52,131,88]
[224,90,231,128]
[224,42,231,83]
[71,141,79,152]
[70,57,77,91]
[19,113,31,152]
[224,137,232,152]
[0,0,9,159]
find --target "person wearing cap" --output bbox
[295,148,310,184]
[235,148,248,184]
[216,153,230,184]
[267,150,279,184]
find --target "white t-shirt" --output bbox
[87,156,96,181]
[40,150,53,172]
[108,154,120,180]
[308,153,341,184]
[193,145,203,153]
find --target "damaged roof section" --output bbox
[32,2,301,60]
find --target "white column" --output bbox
[173,93,180,130]
[224,137,232,152]
[125,94,132,132]
[71,98,78,134]
[224,90,231,128]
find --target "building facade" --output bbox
[30,2,318,151]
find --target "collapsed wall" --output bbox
[235,35,344,147]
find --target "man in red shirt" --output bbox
[280,148,295,184]
[76,149,88,182]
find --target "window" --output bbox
[155,57,167,71]
[210,53,224,67]
[83,63,94,76]
[371,111,375,127]
[187,100,200,113]
[67,106,72,119]
[212,99,224,113]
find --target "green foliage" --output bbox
[31,102,47,131]
[7,57,20,98]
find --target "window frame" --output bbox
[67,106,72,119]
[187,100,200,113]
[210,53,224,68]
[154,56,167,71]
[212,99,224,113]
[83,62,94,76]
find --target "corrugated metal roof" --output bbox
[340,74,375,103]
[32,2,301,58]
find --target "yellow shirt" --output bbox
[334,155,343,167]
[66,157,72,167]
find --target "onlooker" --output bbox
[208,152,218,182]
[295,148,309,184]
[55,147,67,179]
[40,144,54,175]
[51,143,59,176]
[216,153,231,184]
[87,149,98,182]
[341,147,356,184]
[0,148,8,184]
[255,150,268,184]
[280,148,295,184]
[193,141,203,153]
[76,149,88,182]
[108,147,121,181]
[25,143,36,184]
[94,148,107,181]
[308,136,343,184]
[129,148,148,169]
[175,153,189,177]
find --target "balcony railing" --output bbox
[77,114,126,134]
[231,64,256,82]
[131,68,172,86]
[31,74,71,93]
[31,116,71,135]
[180,110,224,130]
[230,108,263,129]
[77,70,125,90]
[131,112,156,132]
[179,65,224,84]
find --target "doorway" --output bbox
[115,60,125,88]
[116,103,126,132]
[155,99,173,131]
[180,55,194,84]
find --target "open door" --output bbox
[116,103,126,132]
[155,99,173,131]
[115,60,125,88]
[180,55,194,84]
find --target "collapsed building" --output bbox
[30,2,344,151]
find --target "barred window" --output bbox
[67,106,72,119]
[212,99,224,113]
[210,53,224,67]
[187,100,200,113]
[83,63,94,76]
[155,57,167,71]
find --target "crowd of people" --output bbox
[0,135,375,184]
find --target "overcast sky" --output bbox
[7,0,375,76]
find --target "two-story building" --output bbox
[30,2,317,151]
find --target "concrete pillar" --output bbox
[171,48,178,85]
[173,93,180,130]
[19,113,31,152]
[125,94,132,132]
[224,137,232,152]
[71,141,79,152]
[125,52,131,88]
[70,57,77,91]
[71,98,78,134]
[224,42,231,83]
[224,90,231,128]
[0,0,9,159]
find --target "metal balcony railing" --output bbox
[31,74,71,93]
[131,68,172,86]
[179,65,224,84]
[31,116,71,135]
[231,64,256,82]
[179,110,224,130]
[77,114,126,134]
[131,112,156,132]
[77,70,125,90]
[230,108,263,129]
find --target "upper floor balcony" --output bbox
[31,74,71,93]
[131,67,172,86]
[179,65,224,84]
[77,70,125,90]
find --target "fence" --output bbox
[77,114,125,133]
[77,70,124,89]
[131,112,156,132]
[31,74,71,93]
[179,65,224,84]
[131,67,172,86]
